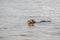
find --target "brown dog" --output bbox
[27,18,36,26]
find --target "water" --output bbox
[0,16,60,40]
[0,0,60,40]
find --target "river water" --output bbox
[0,0,60,40]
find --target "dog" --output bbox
[27,18,36,26]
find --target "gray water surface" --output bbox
[0,16,60,40]
[0,0,60,40]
